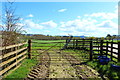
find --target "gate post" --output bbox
[76,40,78,48]
[66,39,68,43]
[28,40,31,59]
[118,42,120,62]
[111,41,113,61]
[100,40,103,56]
[90,40,93,61]
[106,41,108,56]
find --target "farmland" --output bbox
[1,2,120,80]
[2,39,120,80]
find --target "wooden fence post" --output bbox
[73,39,75,49]
[90,40,93,61]
[111,41,113,61]
[100,40,103,56]
[66,39,67,43]
[15,46,18,67]
[83,39,85,48]
[28,40,31,59]
[118,42,120,62]
[106,41,108,56]
[76,40,78,48]
[66,39,68,49]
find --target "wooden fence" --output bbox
[66,39,120,62]
[92,40,120,62]
[0,41,30,77]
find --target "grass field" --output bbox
[32,39,65,43]
[4,39,120,79]
[31,39,65,50]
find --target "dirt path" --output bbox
[48,50,78,79]
[26,49,104,80]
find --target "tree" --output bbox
[2,3,24,46]
[106,34,111,37]
[106,34,111,40]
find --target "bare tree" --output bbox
[2,3,24,46]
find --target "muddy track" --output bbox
[24,49,107,80]
[24,49,80,80]
[48,50,78,79]
[24,52,50,79]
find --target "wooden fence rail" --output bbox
[0,41,30,77]
[66,39,120,62]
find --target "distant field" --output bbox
[31,39,65,50]
[104,39,120,42]
[32,39,65,42]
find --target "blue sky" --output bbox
[1,2,118,37]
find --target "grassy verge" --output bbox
[87,60,120,79]
[3,58,38,79]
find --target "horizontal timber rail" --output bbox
[65,39,120,62]
[0,40,31,78]
[0,42,27,51]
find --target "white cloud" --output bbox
[19,18,23,21]
[24,19,43,29]
[90,12,117,20]
[84,5,118,20]
[23,19,57,34]
[96,20,117,28]
[59,16,117,37]
[77,16,81,18]
[44,30,50,32]
[40,20,57,28]
[58,5,117,37]
[24,19,57,30]
[58,9,67,12]
[59,18,97,32]
[17,23,25,27]
[28,14,34,17]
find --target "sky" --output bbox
[1,2,118,37]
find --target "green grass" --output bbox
[103,40,120,42]
[4,59,38,79]
[31,40,65,50]
[32,43,65,47]
[32,46,60,50]
[87,60,120,79]
[32,39,65,43]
